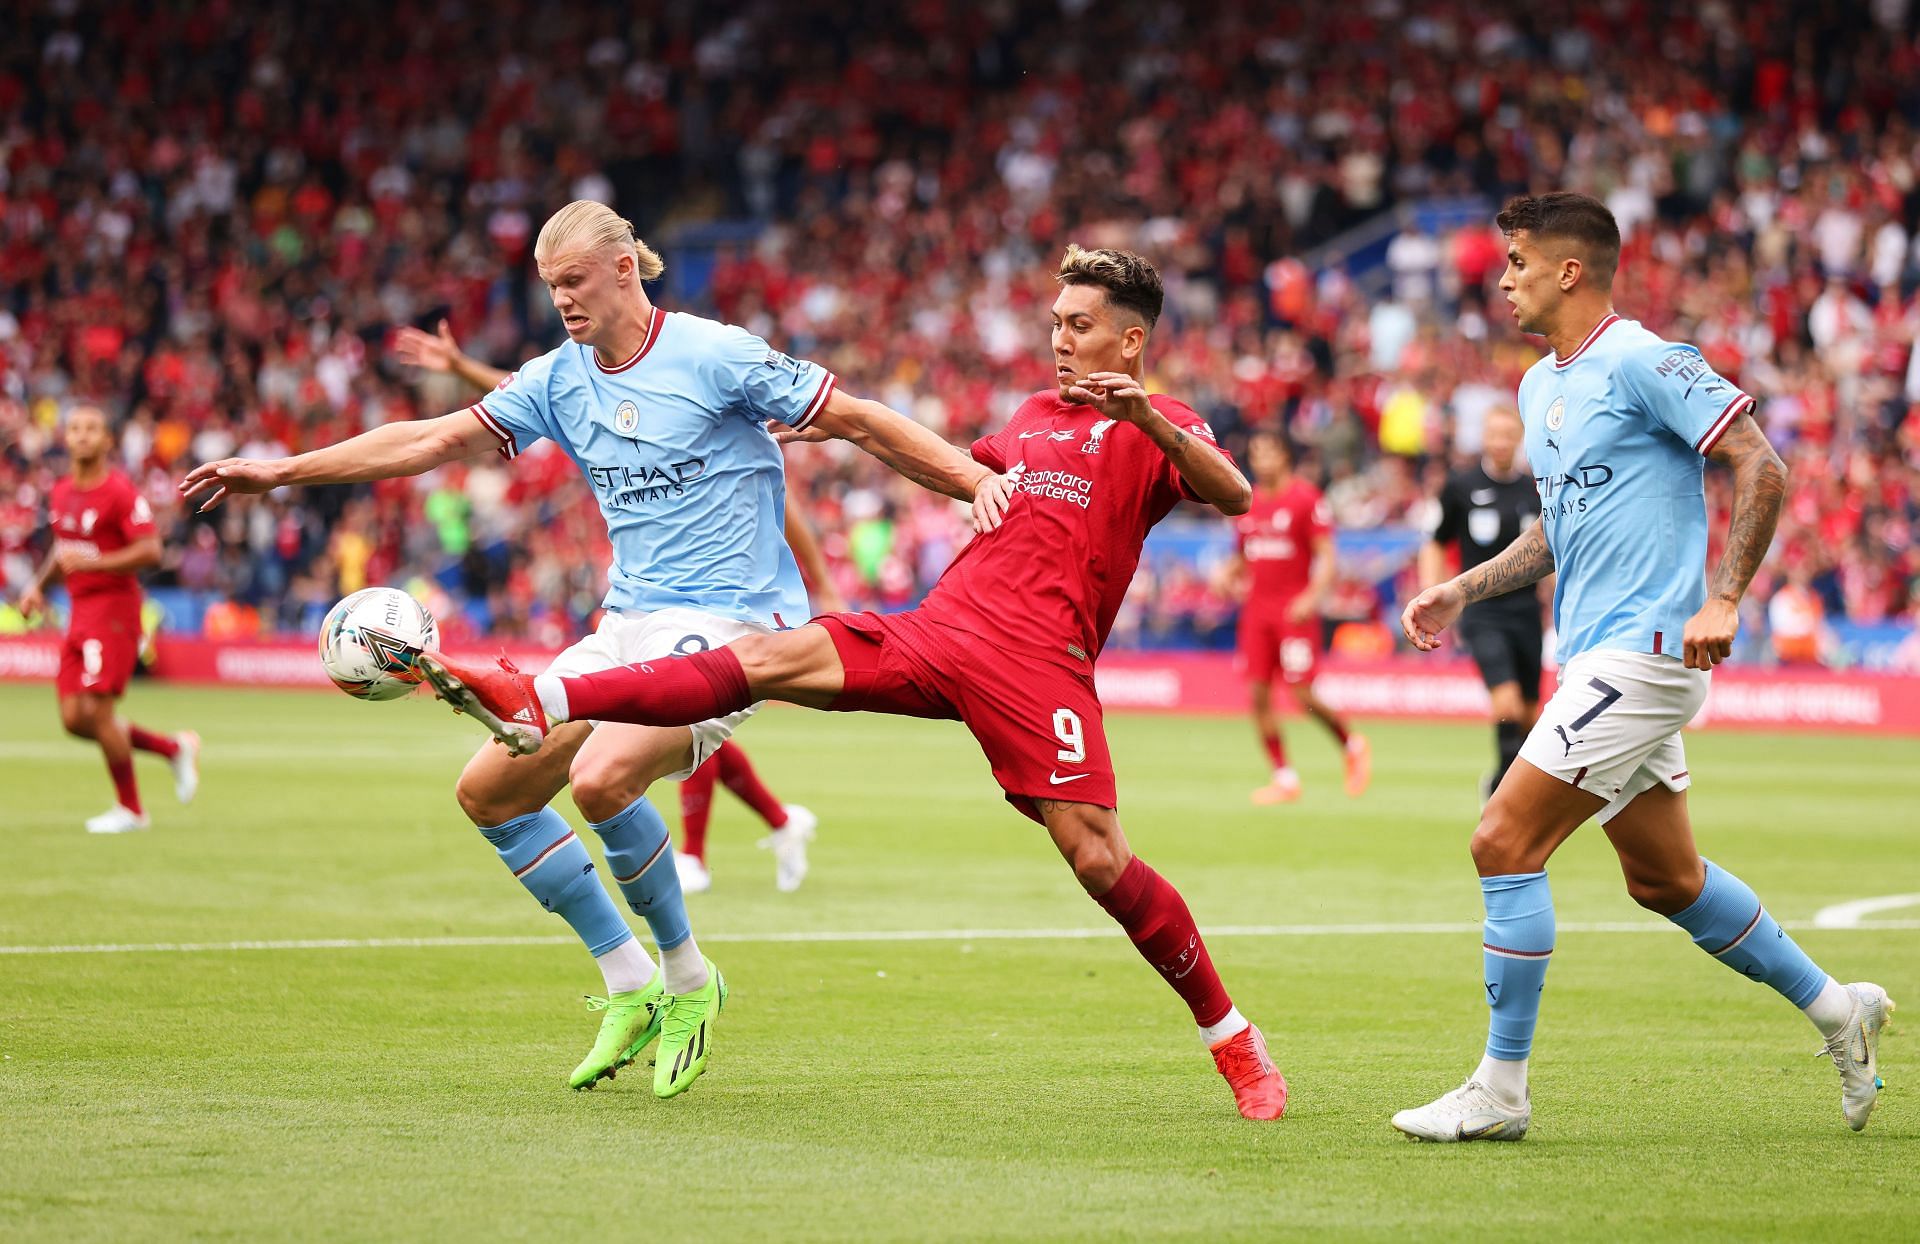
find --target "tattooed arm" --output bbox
[1458,521,1554,604]
[1683,411,1788,669]
[1401,520,1554,651]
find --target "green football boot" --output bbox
[568,973,666,1091]
[654,958,727,1099]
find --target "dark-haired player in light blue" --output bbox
[1394,192,1892,1142]
[182,200,1000,1098]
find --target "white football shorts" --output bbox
[545,606,771,779]
[1518,648,1709,823]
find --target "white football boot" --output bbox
[761,804,817,893]
[1823,982,1895,1132]
[675,852,712,895]
[1391,1080,1531,1142]
[171,730,201,804]
[85,806,151,835]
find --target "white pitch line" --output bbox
[1812,893,1920,929]
[2,919,1916,957]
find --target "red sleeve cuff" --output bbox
[791,372,837,431]
[1695,394,1753,456]
[472,403,517,461]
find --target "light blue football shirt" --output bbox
[1516,313,1752,661]
[469,307,836,626]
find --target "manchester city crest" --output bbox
[1545,396,1565,431]
[614,400,640,435]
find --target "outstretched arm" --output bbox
[1685,411,1788,669]
[393,320,511,393]
[806,387,991,504]
[1401,520,1553,651]
[180,411,502,511]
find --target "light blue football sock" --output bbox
[1482,871,1555,1061]
[1667,860,1828,1007]
[589,796,692,952]
[478,808,633,957]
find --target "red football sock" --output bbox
[714,741,787,828]
[561,648,752,726]
[678,758,717,862]
[1093,857,1232,1027]
[127,725,180,759]
[1260,729,1285,769]
[106,755,142,815]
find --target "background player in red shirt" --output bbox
[423,246,1291,1120]
[17,405,198,834]
[1220,431,1368,804]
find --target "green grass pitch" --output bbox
[1,682,1914,1242]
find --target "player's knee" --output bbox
[456,763,539,828]
[568,755,652,823]
[1068,838,1128,893]
[60,705,96,738]
[454,773,505,826]
[1621,859,1705,916]
[1469,806,1530,876]
[727,631,789,687]
[1052,810,1129,893]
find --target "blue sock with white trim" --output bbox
[1482,871,1555,1062]
[1667,860,1828,1007]
[478,808,633,957]
[589,795,695,950]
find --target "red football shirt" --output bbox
[919,390,1227,668]
[1236,477,1330,609]
[49,471,155,604]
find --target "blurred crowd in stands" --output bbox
[4,0,1920,666]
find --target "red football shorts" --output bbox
[1237,608,1319,686]
[58,597,142,698]
[815,610,1116,823]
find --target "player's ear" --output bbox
[1560,255,1583,293]
[1121,323,1147,361]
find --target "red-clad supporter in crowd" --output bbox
[2,1,1917,663]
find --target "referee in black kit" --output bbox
[1418,405,1545,795]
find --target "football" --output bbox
[317,587,439,701]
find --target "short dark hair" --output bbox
[1496,192,1621,285]
[65,402,115,436]
[1247,427,1293,458]
[1056,244,1163,330]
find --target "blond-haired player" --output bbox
[183,201,1003,1097]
